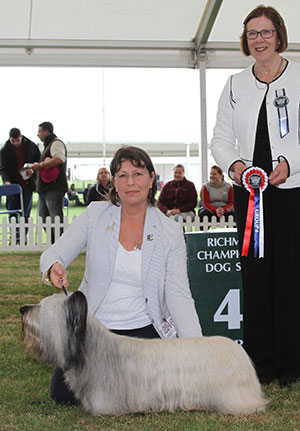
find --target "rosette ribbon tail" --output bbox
[259,189,264,258]
[241,188,255,257]
[241,166,268,258]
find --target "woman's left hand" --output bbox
[268,160,289,186]
[216,207,225,218]
[166,208,180,217]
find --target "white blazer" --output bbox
[211,60,300,189]
[40,202,202,339]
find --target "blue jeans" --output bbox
[6,187,33,243]
[38,190,65,243]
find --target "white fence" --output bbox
[0,215,236,252]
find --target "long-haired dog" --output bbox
[21,291,268,415]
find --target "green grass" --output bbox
[1,253,300,430]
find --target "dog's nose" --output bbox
[20,305,29,315]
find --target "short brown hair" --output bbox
[240,5,288,56]
[109,145,157,206]
[173,164,185,171]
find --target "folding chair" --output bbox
[0,184,24,217]
[63,196,69,216]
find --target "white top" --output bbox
[95,242,151,329]
[211,60,300,189]
[50,139,66,163]
[40,202,202,339]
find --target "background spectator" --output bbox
[86,167,111,205]
[33,121,68,243]
[0,127,40,244]
[67,183,84,206]
[199,165,234,220]
[83,183,92,205]
[157,164,197,221]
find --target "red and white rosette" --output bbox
[241,167,268,258]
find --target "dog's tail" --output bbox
[213,343,270,415]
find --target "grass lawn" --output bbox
[1,253,300,430]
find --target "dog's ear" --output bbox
[64,291,88,370]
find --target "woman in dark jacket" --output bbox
[86,167,111,205]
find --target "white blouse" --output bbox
[95,242,151,329]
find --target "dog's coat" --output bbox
[21,291,268,415]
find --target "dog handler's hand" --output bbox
[48,262,69,289]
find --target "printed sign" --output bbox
[185,229,243,343]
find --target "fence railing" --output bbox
[0,215,236,252]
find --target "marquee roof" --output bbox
[1,0,299,68]
[1,0,299,183]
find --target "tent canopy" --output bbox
[1,0,299,183]
[1,0,299,68]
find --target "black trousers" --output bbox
[234,185,300,380]
[50,324,160,404]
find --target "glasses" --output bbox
[246,29,276,40]
[114,170,149,182]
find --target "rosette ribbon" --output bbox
[241,167,268,258]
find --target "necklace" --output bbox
[254,57,284,89]
[133,241,141,251]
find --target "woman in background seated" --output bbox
[86,167,111,205]
[157,164,197,222]
[67,183,84,206]
[199,165,234,220]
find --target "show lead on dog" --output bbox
[211,6,300,387]
[40,145,202,404]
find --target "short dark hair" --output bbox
[240,5,288,56]
[39,121,54,134]
[109,145,157,206]
[173,164,185,171]
[9,128,21,139]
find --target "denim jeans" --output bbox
[38,190,65,243]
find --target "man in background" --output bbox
[0,127,41,244]
[33,122,68,243]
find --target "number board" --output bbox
[185,229,243,343]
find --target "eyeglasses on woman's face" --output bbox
[114,170,149,183]
[246,29,276,40]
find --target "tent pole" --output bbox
[198,53,208,186]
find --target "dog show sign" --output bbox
[185,229,243,344]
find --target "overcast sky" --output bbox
[0,67,236,146]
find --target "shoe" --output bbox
[279,377,299,388]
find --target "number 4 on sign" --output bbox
[213,289,243,330]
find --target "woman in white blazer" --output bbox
[40,145,202,404]
[211,5,300,388]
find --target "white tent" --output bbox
[1,0,299,181]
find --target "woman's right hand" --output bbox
[48,262,69,290]
[231,161,247,185]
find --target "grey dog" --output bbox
[21,291,268,415]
